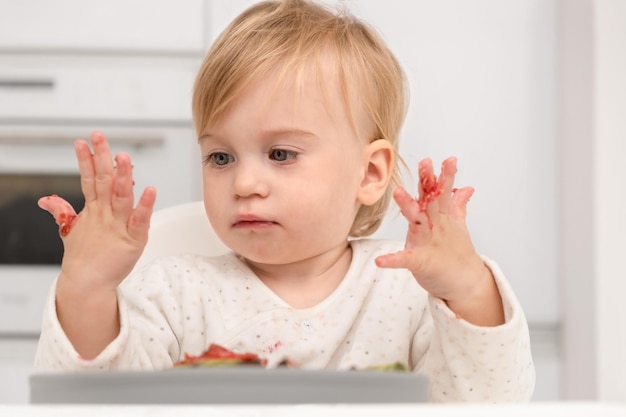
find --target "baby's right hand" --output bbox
[37,131,156,357]
[38,131,156,294]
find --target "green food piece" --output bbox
[366,362,409,372]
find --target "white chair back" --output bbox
[132,201,229,274]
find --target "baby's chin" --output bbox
[232,246,321,274]
[234,241,352,273]
[235,251,299,269]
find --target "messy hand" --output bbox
[375,157,503,325]
[38,131,156,293]
[37,131,156,357]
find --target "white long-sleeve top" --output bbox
[34,239,535,402]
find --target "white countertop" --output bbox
[1,403,625,417]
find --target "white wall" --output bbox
[559,0,626,402]
[594,0,626,403]
[558,0,596,400]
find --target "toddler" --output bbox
[34,0,535,402]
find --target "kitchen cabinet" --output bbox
[0,55,199,122]
[0,0,205,54]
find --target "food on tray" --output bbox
[175,343,409,372]
[364,362,409,372]
[174,343,265,367]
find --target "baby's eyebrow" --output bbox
[259,128,318,140]
[197,133,213,143]
[197,128,318,144]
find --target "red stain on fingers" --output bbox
[37,195,78,237]
[58,212,77,237]
[417,166,443,212]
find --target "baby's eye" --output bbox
[269,148,297,163]
[205,152,234,167]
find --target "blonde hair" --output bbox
[193,0,408,236]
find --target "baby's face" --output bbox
[198,63,369,266]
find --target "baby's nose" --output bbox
[233,163,269,198]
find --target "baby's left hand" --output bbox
[375,157,504,326]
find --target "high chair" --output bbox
[131,201,230,274]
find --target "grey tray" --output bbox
[30,367,428,404]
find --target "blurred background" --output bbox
[0,0,624,404]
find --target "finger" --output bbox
[127,186,157,241]
[111,153,135,222]
[417,158,441,219]
[37,195,78,237]
[393,187,429,234]
[416,158,433,203]
[437,157,458,213]
[375,249,416,270]
[449,186,475,221]
[38,195,77,222]
[75,139,96,204]
[90,131,115,205]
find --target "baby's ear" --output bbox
[357,139,393,206]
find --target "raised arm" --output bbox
[38,131,156,358]
[375,157,504,326]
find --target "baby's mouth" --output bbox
[233,214,278,228]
